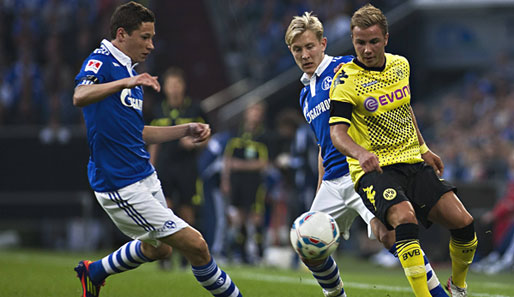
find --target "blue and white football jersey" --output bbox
[299,54,353,181]
[75,39,154,192]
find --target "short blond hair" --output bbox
[350,4,388,36]
[285,11,324,46]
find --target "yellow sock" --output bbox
[397,239,431,297]
[450,233,478,288]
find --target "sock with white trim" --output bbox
[307,256,346,297]
[192,257,242,297]
[88,240,151,284]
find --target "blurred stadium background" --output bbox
[0,0,513,274]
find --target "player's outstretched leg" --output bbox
[74,240,155,297]
[304,256,346,297]
[388,246,449,297]
[446,222,477,297]
[395,223,431,297]
[374,216,448,297]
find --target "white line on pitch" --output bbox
[236,272,513,297]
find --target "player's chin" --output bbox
[302,65,314,75]
[361,58,371,65]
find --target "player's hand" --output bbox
[125,73,161,92]
[187,123,211,143]
[422,150,444,176]
[358,150,383,174]
[179,136,197,150]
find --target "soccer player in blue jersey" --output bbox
[285,12,448,297]
[329,4,476,297]
[72,2,242,297]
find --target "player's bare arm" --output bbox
[73,73,160,107]
[409,107,444,176]
[330,124,383,174]
[143,123,210,144]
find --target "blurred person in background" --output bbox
[285,11,447,297]
[2,45,47,125]
[329,4,476,296]
[71,2,242,297]
[39,32,77,144]
[266,109,303,248]
[197,130,233,261]
[221,101,269,264]
[148,66,209,269]
[473,150,514,274]
[290,122,319,218]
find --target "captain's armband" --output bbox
[329,100,353,125]
[77,75,99,86]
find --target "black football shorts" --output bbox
[357,162,456,230]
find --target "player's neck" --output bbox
[111,39,134,64]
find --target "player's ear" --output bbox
[321,37,327,50]
[384,33,389,46]
[116,27,127,41]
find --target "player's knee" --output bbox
[191,236,209,256]
[184,233,211,265]
[455,212,474,230]
[387,202,417,228]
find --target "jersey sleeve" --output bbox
[74,54,110,87]
[328,68,355,126]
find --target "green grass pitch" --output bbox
[0,249,513,297]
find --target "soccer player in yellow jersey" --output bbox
[329,4,477,297]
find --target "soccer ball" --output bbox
[290,211,340,260]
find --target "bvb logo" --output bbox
[383,188,397,200]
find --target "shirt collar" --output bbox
[101,39,135,68]
[300,54,333,86]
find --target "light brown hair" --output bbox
[285,11,324,46]
[350,4,388,36]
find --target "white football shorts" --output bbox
[310,173,375,240]
[94,172,189,247]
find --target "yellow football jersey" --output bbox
[329,53,423,185]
